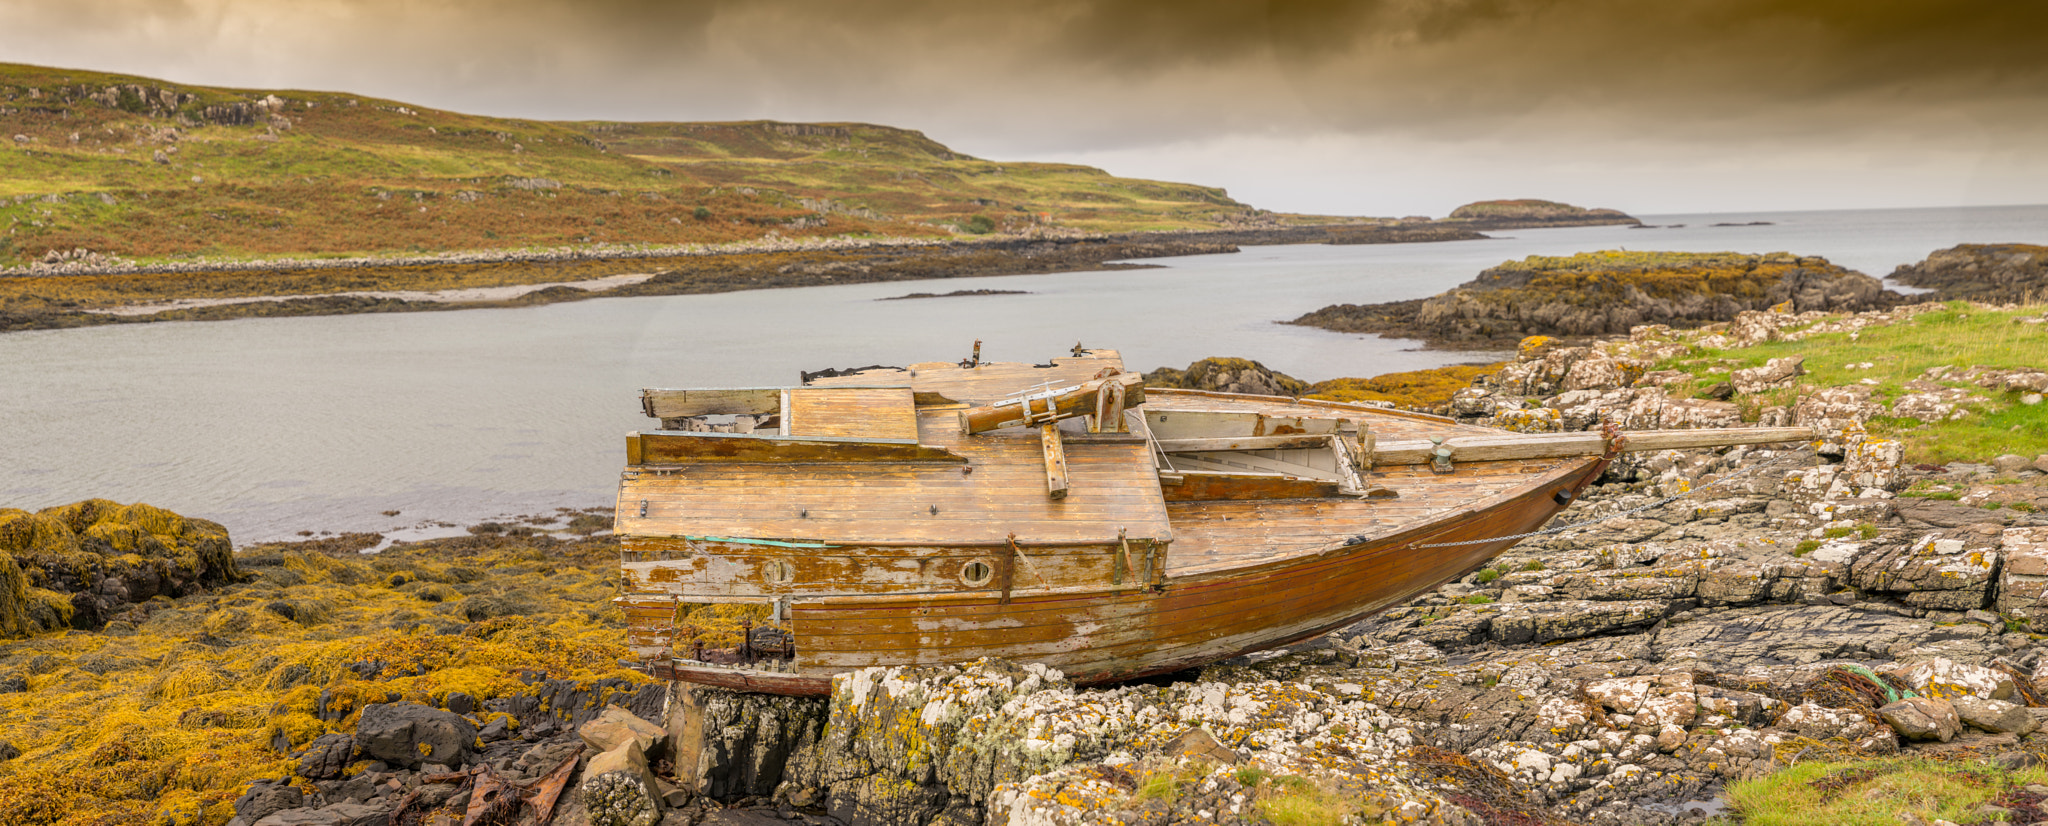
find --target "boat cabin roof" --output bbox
[620,349,1171,546]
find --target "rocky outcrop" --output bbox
[1142,357,1309,397]
[1890,243,2048,304]
[0,498,240,636]
[1291,250,1902,349]
[1324,224,1490,244]
[1443,199,1642,229]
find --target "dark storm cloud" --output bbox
[6,0,2040,136]
[1,0,2041,211]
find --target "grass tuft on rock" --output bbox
[1728,757,2046,826]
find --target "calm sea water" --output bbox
[2,204,2042,543]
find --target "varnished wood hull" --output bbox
[633,454,1608,695]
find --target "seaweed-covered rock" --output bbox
[0,499,239,636]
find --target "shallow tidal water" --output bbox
[1,204,2041,542]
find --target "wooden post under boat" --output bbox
[612,348,1815,695]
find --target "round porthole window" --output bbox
[959,559,995,588]
[764,560,795,584]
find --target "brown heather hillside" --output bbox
[0,63,1258,267]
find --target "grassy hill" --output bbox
[0,63,1258,268]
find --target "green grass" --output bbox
[1658,302,2048,463]
[1136,771,1178,801]
[1793,540,1822,556]
[0,61,1277,266]
[1728,757,2046,825]
[1474,568,1503,584]
[1254,776,1382,826]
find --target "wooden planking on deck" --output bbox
[785,387,920,440]
[617,405,1170,545]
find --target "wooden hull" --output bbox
[632,455,1608,695]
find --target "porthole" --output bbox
[764,559,795,584]
[959,559,995,588]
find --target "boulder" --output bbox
[1779,702,1880,741]
[1877,697,1962,742]
[1892,657,2017,702]
[1994,527,2048,620]
[1848,535,1997,611]
[294,733,354,780]
[233,781,302,824]
[1731,356,1806,394]
[251,803,391,826]
[1993,454,2033,474]
[580,703,666,757]
[1950,696,2038,735]
[1142,357,1307,397]
[353,702,475,768]
[582,741,664,826]
[1160,727,1240,765]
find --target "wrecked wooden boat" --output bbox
[612,347,1811,695]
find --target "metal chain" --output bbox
[1411,453,1807,549]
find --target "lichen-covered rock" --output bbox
[1996,527,2048,620]
[1891,657,2017,702]
[580,768,661,826]
[1848,534,1998,610]
[673,683,826,800]
[785,659,1083,825]
[1779,702,1880,741]
[1731,355,1806,394]
[1950,696,2038,735]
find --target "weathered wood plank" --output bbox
[632,431,967,465]
[1160,472,1339,502]
[786,387,920,440]
[1041,424,1069,500]
[1370,426,1815,465]
[643,387,784,418]
[1155,434,1333,452]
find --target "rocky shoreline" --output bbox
[8,302,2048,825]
[1890,244,2048,305]
[0,235,1233,333]
[1290,251,1903,350]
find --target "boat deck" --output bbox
[1163,457,1572,575]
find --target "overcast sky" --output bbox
[2,0,2042,216]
